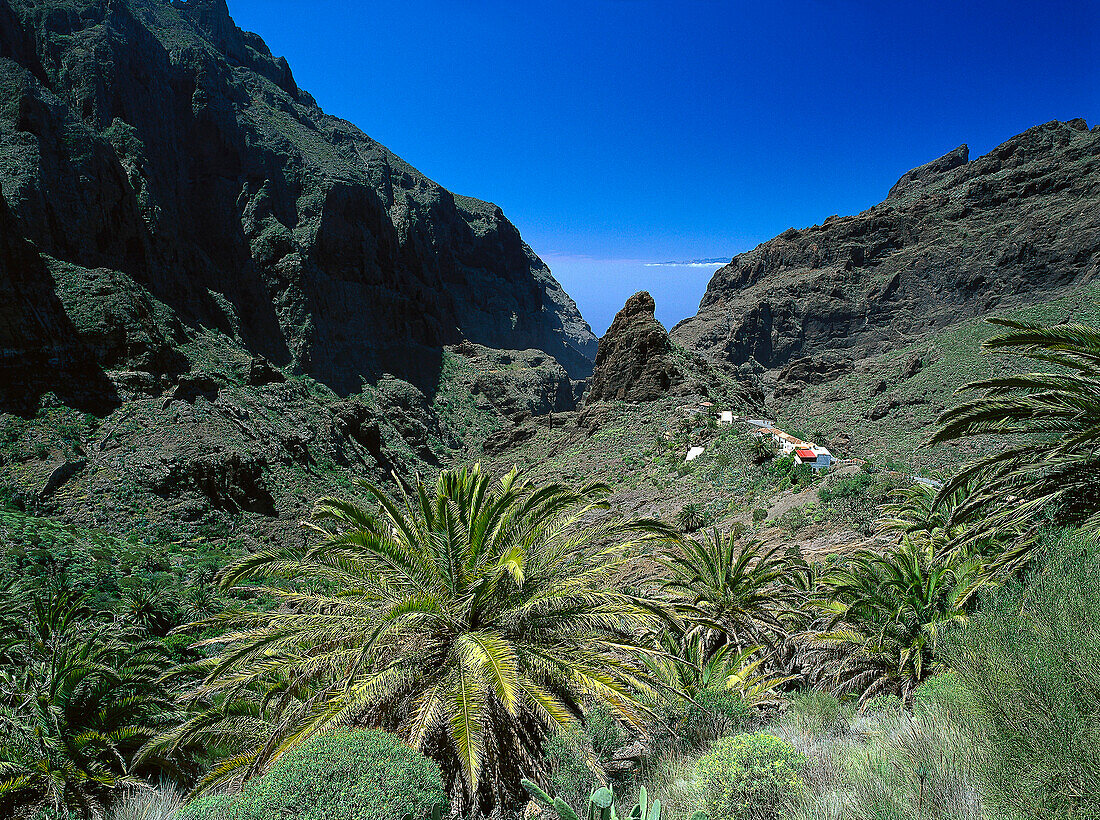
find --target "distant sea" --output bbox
[542,255,728,336]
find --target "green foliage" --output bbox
[542,704,626,807]
[804,539,982,704]
[187,730,445,820]
[766,457,813,491]
[0,589,178,819]
[677,504,708,533]
[878,482,1031,575]
[660,532,797,656]
[777,691,849,739]
[776,506,810,536]
[178,793,240,820]
[181,465,672,814]
[944,528,1100,819]
[0,507,240,629]
[644,631,789,753]
[816,472,874,504]
[930,318,1100,532]
[542,728,601,810]
[695,734,804,820]
[680,689,752,748]
[751,508,767,524]
[780,701,983,820]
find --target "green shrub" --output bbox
[776,506,810,535]
[752,508,768,523]
[944,528,1100,820]
[586,703,625,760]
[779,702,983,820]
[696,733,804,820]
[543,704,626,806]
[679,689,753,749]
[816,472,874,504]
[179,793,242,820]
[543,727,600,809]
[778,691,849,738]
[183,730,445,820]
[909,671,971,718]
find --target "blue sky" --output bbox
[223,0,1099,334]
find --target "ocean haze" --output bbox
[541,254,725,336]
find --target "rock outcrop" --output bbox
[672,120,1100,371]
[0,0,596,414]
[586,292,681,403]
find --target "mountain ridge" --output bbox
[670,118,1100,375]
[0,0,595,414]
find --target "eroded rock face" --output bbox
[0,0,596,412]
[586,292,681,403]
[773,354,854,401]
[671,120,1100,371]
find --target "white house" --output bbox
[794,445,834,472]
[686,446,705,462]
[719,411,734,425]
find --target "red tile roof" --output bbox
[794,448,816,460]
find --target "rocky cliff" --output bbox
[671,119,1100,370]
[0,0,596,541]
[0,0,595,415]
[586,291,682,403]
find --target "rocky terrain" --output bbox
[0,0,595,540]
[671,120,1100,381]
[1,0,1096,562]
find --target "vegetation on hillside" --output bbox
[1,317,1098,820]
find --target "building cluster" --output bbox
[742,418,834,472]
[674,405,835,471]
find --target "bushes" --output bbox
[777,692,849,739]
[776,698,983,820]
[816,472,874,504]
[660,688,755,751]
[542,728,600,810]
[542,705,626,807]
[180,730,445,820]
[943,529,1100,820]
[696,733,804,820]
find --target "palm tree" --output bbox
[641,630,789,749]
[878,482,1031,575]
[676,503,707,533]
[803,540,983,704]
[179,465,671,814]
[659,530,798,659]
[929,318,1100,530]
[0,590,176,819]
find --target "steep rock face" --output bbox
[0,0,595,412]
[672,120,1100,370]
[587,292,681,403]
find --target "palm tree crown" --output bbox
[659,530,797,658]
[182,465,670,814]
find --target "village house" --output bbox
[794,445,834,472]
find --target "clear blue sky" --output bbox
[224,0,1099,334]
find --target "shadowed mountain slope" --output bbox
[0,0,595,413]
